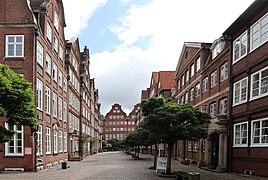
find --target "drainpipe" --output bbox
[225,35,233,172]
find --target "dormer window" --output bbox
[211,39,225,59]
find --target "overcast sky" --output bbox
[63,0,255,115]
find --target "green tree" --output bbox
[141,97,210,174]
[0,64,37,143]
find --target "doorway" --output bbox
[210,133,219,169]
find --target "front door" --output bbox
[210,133,219,168]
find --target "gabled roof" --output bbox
[158,71,175,90]
[174,42,202,79]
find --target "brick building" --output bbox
[223,0,268,176]
[0,0,68,171]
[173,41,230,172]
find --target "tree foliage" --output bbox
[0,64,37,143]
[141,97,210,174]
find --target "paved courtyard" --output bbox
[0,151,267,180]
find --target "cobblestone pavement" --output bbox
[0,151,267,180]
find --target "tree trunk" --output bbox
[166,143,173,174]
[154,143,157,168]
[183,140,186,160]
[137,146,140,158]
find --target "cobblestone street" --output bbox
[0,151,267,180]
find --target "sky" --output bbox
[63,0,255,115]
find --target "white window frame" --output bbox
[233,77,248,106]
[201,105,208,113]
[195,83,200,97]
[202,77,208,93]
[233,122,248,147]
[209,103,216,118]
[5,124,24,156]
[45,86,51,114]
[53,92,57,118]
[59,131,63,153]
[251,118,268,147]
[196,57,201,72]
[46,127,51,154]
[190,88,194,101]
[54,130,58,153]
[63,77,67,92]
[36,78,43,111]
[54,11,59,31]
[46,53,51,75]
[210,70,217,88]
[220,62,228,82]
[191,64,194,77]
[250,66,268,100]
[53,63,58,82]
[36,125,42,156]
[54,35,58,53]
[46,22,52,43]
[185,70,189,82]
[219,98,227,115]
[36,41,44,67]
[181,75,184,86]
[187,141,192,151]
[63,101,67,122]
[5,35,24,57]
[185,92,188,103]
[59,71,62,88]
[64,132,67,152]
[233,30,247,64]
[250,12,268,52]
[59,46,63,61]
[58,97,62,120]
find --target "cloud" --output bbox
[63,0,107,39]
[64,0,255,114]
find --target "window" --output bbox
[219,98,227,115]
[46,127,51,154]
[190,88,194,101]
[195,83,200,97]
[63,101,67,122]
[211,70,217,88]
[46,53,51,75]
[181,75,184,86]
[201,105,208,113]
[202,140,206,152]
[252,118,268,146]
[53,63,58,82]
[185,92,189,103]
[220,62,228,82]
[193,141,198,152]
[187,141,192,151]
[36,78,43,111]
[196,57,201,72]
[209,103,216,118]
[185,70,189,82]
[177,80,180,90]
[63,77,67,92]
[251,66,268,100]
[250,13,268,51]
[36,41,43,67]
[233,77,248,106]
[5,124,24,156]
[36,125,42,156]
[54,36,58,53]
[54,11,59,31]
[54,130,58,153]
[58,97,62,120]
[45,86,51,114]
[191,64,194,77]
[53,92,57,117]
[59,46,63,61]
[233,31,247,63]
[46,22,52,42]
[59,131,62,153]
[64,132,67,152]
[212,42,224,59]
[234,122,248,147]
[202,77,208,93]
[59,71,62,88]
[5,35,24,57]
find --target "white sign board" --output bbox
[156,157,167,173]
